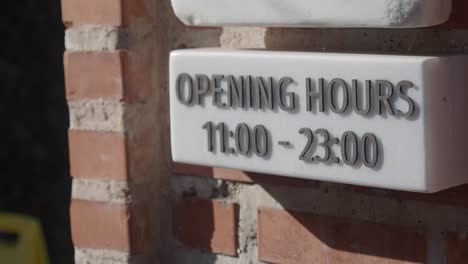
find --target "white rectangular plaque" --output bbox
[171,0,451,28]
[170,49,468,192]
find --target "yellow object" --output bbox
[0,213,48,264]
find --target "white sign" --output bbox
[170,49,468,193]
[171,0,451,28]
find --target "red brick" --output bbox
[70,200,150,252]
[408,185,468,208]
[173,163,214,178]
[61,0,156,27]
[64,50,154,102]
[65,51,125,101]
[69,130,128,180]
[120,46,155,103]
[126,119,162,182]
[174,164,468,208]
[446,233,468,264]
[258,208,426,264]
[121,0,156,27]
[173,163,320,188]
[350,184,468,208]
[62,0,122,27]
[173,199,238,256]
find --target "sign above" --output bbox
[171,0,451,28]
[170,49,468,193]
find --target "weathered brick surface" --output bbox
[65,51,125,100]
[61,0,155,27]
[69,130,127,180]
[258,208,426,264]
[62,0,467,28]
[173,163,320,188]
[120,46,155,103]
[62,0,122,27]
[174,164,468,208]
[446,233,468,264]
[349,183,468,208]
[65,50,155,103]
[410,185,468,208]
[125,120,160,183]
[447,0,468,27]
[173,163,213,178]
[173,199,238,256]
[70,200,150,252]
[121,0,156,27]
[63,0,164,262]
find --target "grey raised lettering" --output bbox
[396,81,416,118]
[352,79,372,115]
[176,73,194,105]
[255,77,274,110]
[329,78,349,114]
[211,74,226,108]
[194,74,210,105]
[278,77,296,112]
[306,78,325,112]
[376,80,395,116]
[227,75,244,108]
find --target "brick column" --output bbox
[61,0,171,263]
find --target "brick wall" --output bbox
[62,0,172,262]
[63,0,468,263]
[167,1,468,263]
